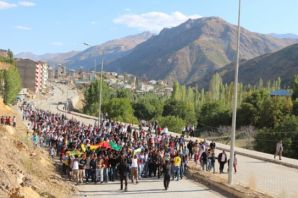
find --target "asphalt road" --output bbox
[74,178,227,198]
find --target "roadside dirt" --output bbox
[0,99,76,198]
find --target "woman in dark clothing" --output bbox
[162,160,171,190]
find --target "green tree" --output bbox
[198,102,231,129]
[291,75,298,100]
[4,65,22,104]
[83,80,113,116]
[254,115,298,158]
[104,98,137,124]
[133,97,164,120]
[157,116,185,133]
[163,99,196,124]
[237,102,258,127]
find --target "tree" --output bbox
[254,115,298,158]
[157,116,185,133]
[83,80,113,116]
[4,65,22,104]
[198,102,231,130]
[291,75,298,100]
[133,97,164,120]
[257,97,292,128]
[163,99,196,124]
[209,73,223,102]
[237,103,258,127]
[104,98,137,124]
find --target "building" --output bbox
[270,90,292,97]
[40,62,48,91]
[16,59,49,94]
[140,83,154,92]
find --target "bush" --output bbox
[157,116,185,133]
[104,98,138,124]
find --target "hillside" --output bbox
[66,31,153,70]
[214,43,298,86]
[0,100,75,197]
[106,17,296,85]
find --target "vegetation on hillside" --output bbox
[83,74,298,159]
[0,50,22,104]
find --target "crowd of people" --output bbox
[20,101,237,192]
[0,115,16,127]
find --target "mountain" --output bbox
[106,17,297,85]
[269,33,298,39]
[66,32,153,70]
[213,43,298,86]
[16,51,79,66]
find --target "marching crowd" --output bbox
[19,102,237,191]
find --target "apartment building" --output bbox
[16,59,49,94]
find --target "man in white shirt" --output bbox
[72,155,80,183]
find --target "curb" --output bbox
[186,167,273,198]
[216,146,298,170]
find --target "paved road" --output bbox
[29,83,298,198]
[75,178,227,198]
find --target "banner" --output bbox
[109,141,122,151]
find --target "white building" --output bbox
[141,83,154,92]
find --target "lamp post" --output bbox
[228,0,242,185]
[83,43,104,127]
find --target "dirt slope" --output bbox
[0,100,75,198]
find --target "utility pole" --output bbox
[83,43,104,127]
[228,0,242,185]
[98,51,104,127]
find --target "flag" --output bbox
[109,141,122,151]
[98,141,111,149]
[81,144,86,152]
[133,148,142,155]
[90,144,100,151]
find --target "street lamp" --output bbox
[83,43,104,127]
[228,0,242,185]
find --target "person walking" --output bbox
[131,155,139,184]
[162,160,171,190]
[217,150,227,174]
[118,156,129,192]
[274,140,283,160]
[49,146,56,161]
[173,153,181,181]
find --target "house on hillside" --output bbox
[270,90,292,97]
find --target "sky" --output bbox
[1,0,298,54]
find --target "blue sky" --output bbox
[1,0,297,54]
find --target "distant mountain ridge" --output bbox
[269,33,298,39]
[66,32,153,70]
[213,43,298,86]
[16,31,153,69]
[16,51,79,66]
[106,17,297,85]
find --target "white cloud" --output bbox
[19,1,35,7]
[0,1,17,9]
[113,11,201,32]
[51,41,63,46]
[15,25,31,30]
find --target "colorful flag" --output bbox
[133,148,142,155]
[109,141,122,151]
